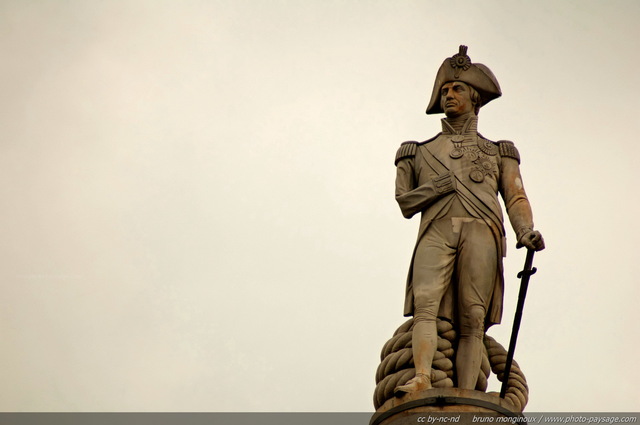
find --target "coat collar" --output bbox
[441,115,478,135]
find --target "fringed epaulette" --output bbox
[394,141,418,166]
[496,140,520,164]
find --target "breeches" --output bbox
[412,217,497,335]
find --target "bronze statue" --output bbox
[393,46,545,394]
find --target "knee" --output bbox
[459,305,486,338]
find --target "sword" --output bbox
[500,248,537,399]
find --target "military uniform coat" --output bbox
[395,117,535,329]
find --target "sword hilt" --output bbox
[517,267,537,279]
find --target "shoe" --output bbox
[394,373,431,395]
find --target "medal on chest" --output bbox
[448,136,498,183]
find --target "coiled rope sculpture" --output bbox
[374,318,528,411]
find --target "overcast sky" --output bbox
[1,0,639,413]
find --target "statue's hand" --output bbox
[433,171,456,195]
[517,230,545,251]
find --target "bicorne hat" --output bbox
[426,45,502,115]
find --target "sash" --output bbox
[418,144,506,237]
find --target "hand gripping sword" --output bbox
[500,248,537,399]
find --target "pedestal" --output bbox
[370,388,524,425]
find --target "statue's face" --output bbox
[440,81,475,118]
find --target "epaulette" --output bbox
[394,141,417,166]
[496,140,520,164]
[394,134,440,166]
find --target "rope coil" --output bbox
[373,318,528,411]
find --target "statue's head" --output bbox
[439,81,480,118]
[426,46,502,116]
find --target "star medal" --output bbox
[466,151,478,161]
[477,139,498,156]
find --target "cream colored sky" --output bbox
[1,0,639,412]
